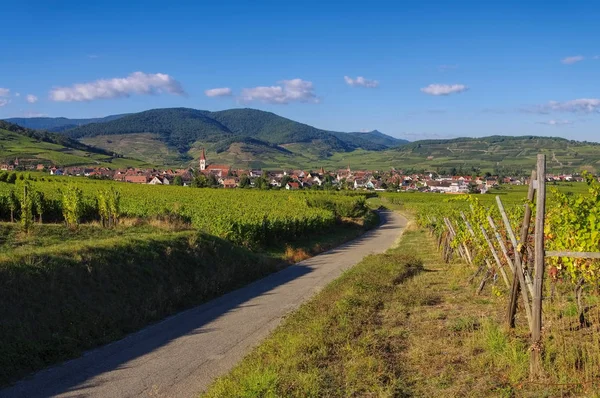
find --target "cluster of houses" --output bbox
[0,151,592,193]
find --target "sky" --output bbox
[1,0,599,141]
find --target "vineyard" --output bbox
[0,175,372,249]
[0,174,378,385]
[383,155,600,392]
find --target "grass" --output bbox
[202,220,600,397]
[0,213,373,387]
[0,128,149,168]
[202,224,424,397]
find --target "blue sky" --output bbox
[1,0,599,141]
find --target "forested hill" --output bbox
[61,108,406,152]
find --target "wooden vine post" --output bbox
[505,170,536,330]
[530,154,546,378]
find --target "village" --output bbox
[0,148,590,193]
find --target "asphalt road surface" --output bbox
[2,211,407,398]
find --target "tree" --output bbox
[468,182,481,194]
[239,175,251,188]
[7,173,17,184]
[281,175,291,187]
[207,174,219,187]
[255,176,270,190]
[191,173,208,188]
[173,176,184,186]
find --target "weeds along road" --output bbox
[1,211,407,398]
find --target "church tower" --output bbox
[199,148,206,171]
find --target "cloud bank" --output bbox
[539,98,600,113]
[49,72,185,102]
[344,76,379,88]
[205,87,233,97]
[240,78,318,104]
[421,84,468,96]
[0,88,10,97]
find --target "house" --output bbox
[485,178,498,188]
[148,176,164,185]
[222,178,238,188]
[125,175,148,184]
[354,179,366,189]
[427,180,452,193]
[270,178,282,187]
[36,164,45,171]
[449,182,469,194]
[286,182,300,190]
[205,165,231,177]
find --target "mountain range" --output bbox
[4,108,600,173]
[6,108,408,167]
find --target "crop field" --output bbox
[0,174,377,385]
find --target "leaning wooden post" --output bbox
[488,215,515,274]
[498,194,533,330]
[504,170,537,332]
[530,155,546,378]
[480,224,510,288]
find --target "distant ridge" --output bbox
[5,114,129,132]
[4,109,599,173]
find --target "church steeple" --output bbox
[199,148,206,171]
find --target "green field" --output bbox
[0,177,377,385]
[0,128,149,168]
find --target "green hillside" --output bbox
[61,108,404,165]
[325,135,600,173]
[0,121,148,168]
[6,111,600,173]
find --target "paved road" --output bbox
[1,211,407,398]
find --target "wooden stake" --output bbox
[530,154,546,379]
[488,215,515,274]
[480,224,510,288]
[497,194,533,330]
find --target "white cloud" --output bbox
[49,71,185,102]
[240,78,319,104]
[540,98,600,113]
[26,94,38,104]
[537,119,573,126]
[205,87,233,97]
[344,76,379,88]
[421,84,468,96]
[561,55,584,64]
[0,88,10,97]
[0,99,9,107]
[15,92,21,97]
